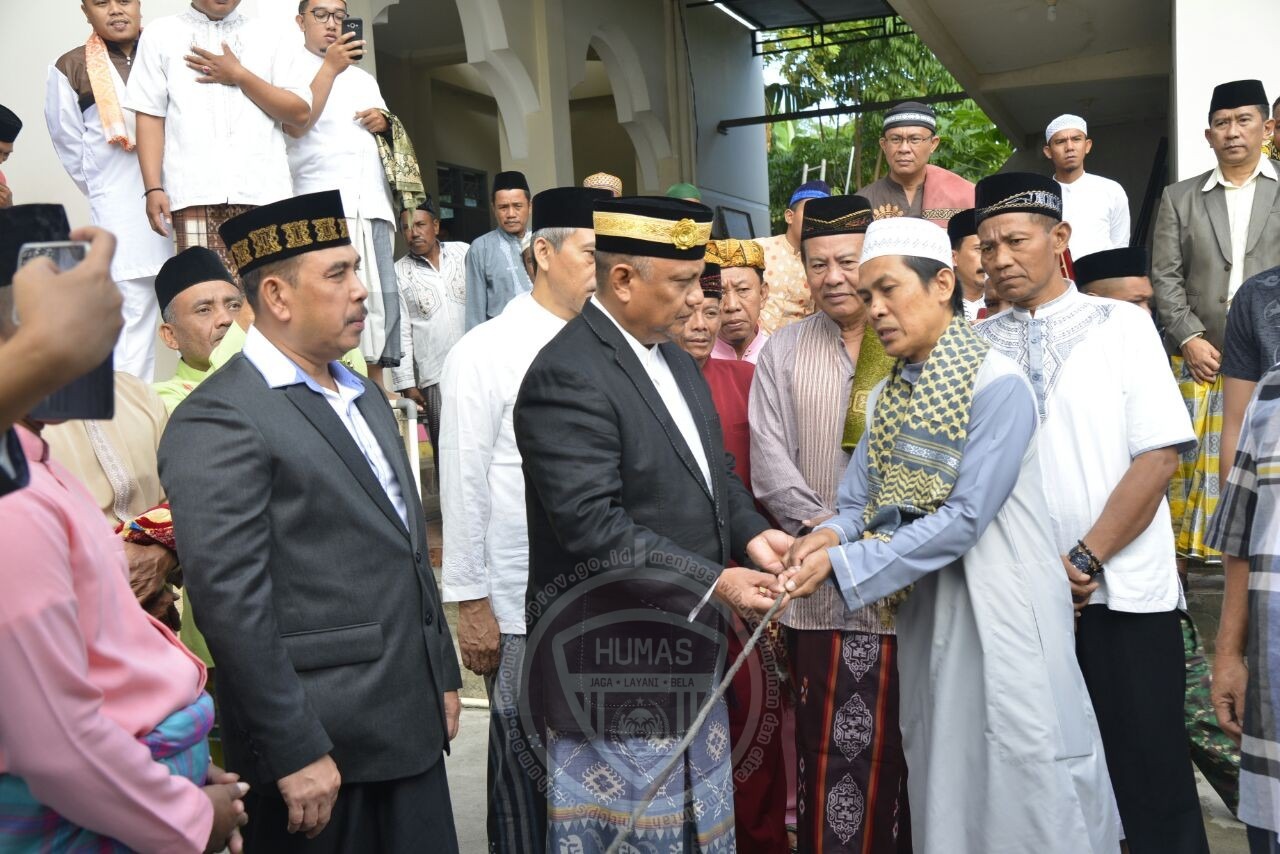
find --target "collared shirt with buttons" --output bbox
[241,325,408,529]
[1201,157,1279,301]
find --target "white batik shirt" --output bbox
[389,243,469,391]
[977,285,1196,612]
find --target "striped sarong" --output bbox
[546,701,736,853]
[1168,356,1223,562]
[0,692,214,851]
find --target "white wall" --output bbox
[1172,0,1280,180]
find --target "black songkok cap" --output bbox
[0,105,21,144]
[974,172,1062,224]
[946,208,978,248]
[1073,247,1149,288]
[0,204,70,287]
[493,170,530,194]
[218,190,350,277]
[1209,79,1269,116]
[800,194,874,242]
[593,196,713,260]
[700,261,722,298]
[883,101,936,134]
[532,187,612,232]
[415,195,437,217]
[155,247,236,313]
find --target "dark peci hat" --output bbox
[218,190,351,278]
[699,261,722,298]
[1209,80,1269,117]
[494,170,530,194]
[413,195,437,217]
[593,196,713,260]
[883,101,936,134]
[0,204,70,287]
[0,105,21,144]
[531,187,612,232]
[974,172,1062,224]
[946,208,978,248]
[800,194,874,241]
[155,247,236,314]
[1073,247,1149,288]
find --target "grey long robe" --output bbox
[820,351,1120,854]
[464,227,530,331]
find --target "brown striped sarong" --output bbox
[788,628,911,853]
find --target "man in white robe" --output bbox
[439,186,610,853]
[783,216,1120,854]
[45,0,175,379]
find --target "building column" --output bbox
[497,0,575,190]
[1171,0,1280,180]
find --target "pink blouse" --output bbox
[0,427,212,852]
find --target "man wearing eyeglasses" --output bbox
[855,101,975,228]
[285,0,402,389]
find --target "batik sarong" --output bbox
[0,692,214,851]
[486,634,547,854]
[172,204,255,286]
[1169,356,1223,562]
[788,629,910,854]
[546,701,736,854]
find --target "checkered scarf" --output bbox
[862,313,988,617]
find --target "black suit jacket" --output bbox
[158,354,462,787]
[514,302,768,738]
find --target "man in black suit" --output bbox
[159,190,462,852]
[514,195,792,852]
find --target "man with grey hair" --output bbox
[439,186,609,853]
[1043,113,1130,260]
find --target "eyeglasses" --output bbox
[307,8,348,23]
[884,135,934,147]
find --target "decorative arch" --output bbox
[584,25,674,191]
[453,0,541,159]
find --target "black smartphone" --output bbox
[342,17,364,59]
[18,241,115,422]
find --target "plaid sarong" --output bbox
[0,692,213,851]
[1168,356,1224,562]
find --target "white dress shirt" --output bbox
[285,51,394,224]
[438,292,566,634]
[241,325,407,529]
[389,243,470,391]
[1202,157,1278,300]
[125,8,311,210]
[591,297,712,489]
[1057,171,1130,260]
[977,286,1196,613]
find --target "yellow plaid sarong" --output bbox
[1168,356,1223,562]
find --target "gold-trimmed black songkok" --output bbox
[532,187,612,232]
[1073,247,1149,289]
[217,190,351,277]
[699,260,722,298]
[974,172,1062,225]
[593,196,713,260]
[155,247,236,314]
[800,194,874,241]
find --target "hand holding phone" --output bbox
[341,17,364,60]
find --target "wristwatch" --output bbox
[1067,541,1104,578]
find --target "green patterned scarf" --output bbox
[841,324,896,451]
[374,112,427,213]
[862,314,989,620]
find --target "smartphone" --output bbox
[18,241,115,422]
[342,17,364,59]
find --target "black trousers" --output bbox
[1076,605,1209,854]
[243,759,459,853]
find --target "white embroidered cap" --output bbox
[1045,114,1087,142]
[859,217,953,269]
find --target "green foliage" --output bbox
[764,22,1013,233]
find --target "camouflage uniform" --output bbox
[1183,611,1240,812]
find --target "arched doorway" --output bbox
[568,46,640,195]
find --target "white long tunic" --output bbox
[45,51,173,282]
[822,352,1120,853]
[438,292,567,634]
